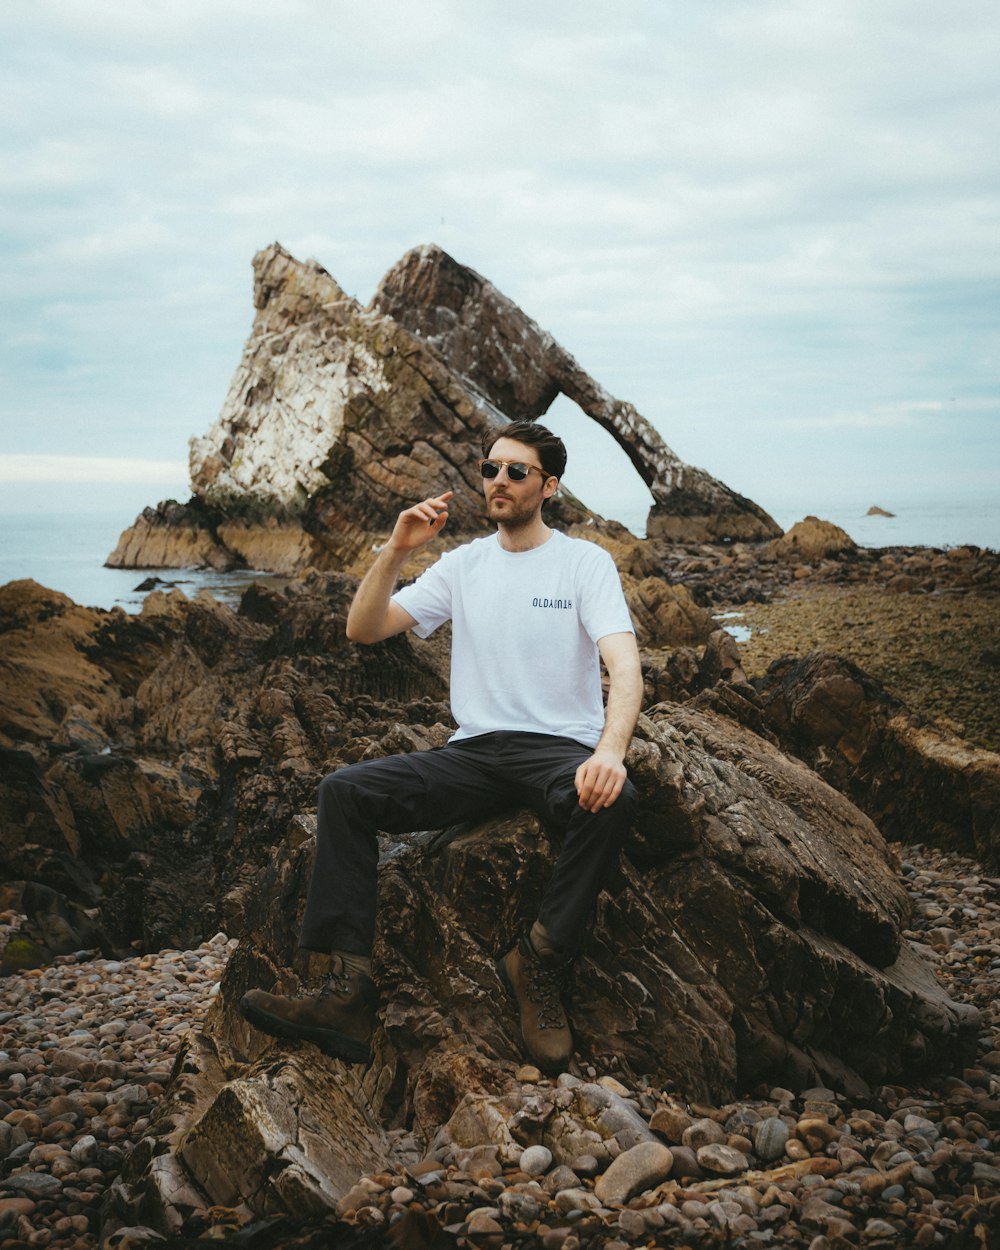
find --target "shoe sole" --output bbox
[239,995,371,1065]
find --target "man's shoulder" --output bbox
[555,531,619,566]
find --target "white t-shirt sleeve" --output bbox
[577,546,636,643]
[391,556,454,639]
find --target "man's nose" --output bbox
[494,463,512,482]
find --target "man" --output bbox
[240,421,643,1073]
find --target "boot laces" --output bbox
[525,958,568,1031]
[307,968,353,999]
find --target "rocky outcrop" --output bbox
[373,246,782,544]
[107,243,779,575]
[755,651,1000,867]
[770,516,857,562]
[3,572,993,1230]
[107,701,979,1226]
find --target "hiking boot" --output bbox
[497,937,573,1074]
[239,956,377,1064]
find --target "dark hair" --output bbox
[481,421,567,481]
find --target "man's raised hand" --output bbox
[388,491,454,553]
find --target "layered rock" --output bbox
[755,651,1000,867]
[107,242,779,575]
[3,570,993,1228]
[108,701,978,1225]
[372,245,782,543]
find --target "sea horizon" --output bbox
[1,491,997,616]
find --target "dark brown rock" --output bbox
[109,704,978,1223]
[755,651,1000,866]
[0,571,448,956]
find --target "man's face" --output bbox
[481,436,558,526]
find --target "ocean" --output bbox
[1,494,996,615]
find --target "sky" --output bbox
[1,0,998,531]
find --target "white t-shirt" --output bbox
[392,530,635,747]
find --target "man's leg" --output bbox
[495,733,637,1073]
[241,739,507,1061]
[502,733,636,954]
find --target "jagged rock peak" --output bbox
[373,244,782,543]
[108,241,779,576]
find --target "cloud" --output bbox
[0,0,997,517]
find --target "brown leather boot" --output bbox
[497,937,573,1074]
[239,955,377,1064]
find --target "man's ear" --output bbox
[543,476,559,500]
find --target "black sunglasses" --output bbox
[478,458,551,482]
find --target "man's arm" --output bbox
[575,631,643,812]
[346,491,453,644]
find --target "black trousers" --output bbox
[299,731,637,959]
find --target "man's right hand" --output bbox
[386,491,453,554]
[346,491,453,644]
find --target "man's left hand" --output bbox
[575,749,627,812]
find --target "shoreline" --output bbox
[1,540,999,1245]
[2,843,998,1246]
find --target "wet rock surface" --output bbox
[2,845,997,1248]
[754,650,1000,869]
[730,580,1000,754]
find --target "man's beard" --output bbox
[485,492,542,527]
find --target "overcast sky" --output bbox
[1,0,998,529]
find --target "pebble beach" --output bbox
[2,843,998,1249]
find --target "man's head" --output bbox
[479,422,564,528]
[481,421,567,482]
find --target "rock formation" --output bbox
[372,246,781,544]
[107,698,979,1228]
[107,243,780,576]
[770,516,857,562]
[1,571,992,1230]
[755,651,1000,868]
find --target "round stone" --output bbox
[696,1143,749,1177]
[754,1117,790,1162]
[520,1145,553,1176]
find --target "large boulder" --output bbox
[755,651,1000,867]
[107,702,978,1227]
[770,516,857,562]
[107,243,780,576]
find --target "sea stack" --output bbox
[106,243,781,576]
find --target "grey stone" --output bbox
[1,1172,62,1197]
[683,1117,726,1150]
[754,1117,790,1163]
[697,1144,749,1176]
[594,1141,674,1205]
[519,1145,552,1176]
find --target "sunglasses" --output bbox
[478,458,551,482]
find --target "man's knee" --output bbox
[598,776,637,841]
[317,767,348,805]
[618,775,639,816]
